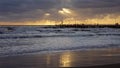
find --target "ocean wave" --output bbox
[0,44,120,57]
[0,33,120,39]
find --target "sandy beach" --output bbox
[0,48,120,68]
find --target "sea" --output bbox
[0,26,120,57]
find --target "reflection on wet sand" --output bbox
[60,52,72,67]
[0,48,120,68]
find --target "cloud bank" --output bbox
[0,0,120,25]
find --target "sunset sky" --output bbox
[0,0,120,25]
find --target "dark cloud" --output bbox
[72,0,120,8]
[0,0,56,13]
[0,0,58,22]
[71,0,120,19]
[0,0,119,23]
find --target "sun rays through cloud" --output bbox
[0,0,120,25]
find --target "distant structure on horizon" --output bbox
[54,21,120,28]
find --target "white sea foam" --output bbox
[0,26,120,57]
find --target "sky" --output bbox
[0,0,120,25]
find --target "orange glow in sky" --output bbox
[0,0,120,25]
[0,8,119,25]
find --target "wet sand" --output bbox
[0,48,120,68]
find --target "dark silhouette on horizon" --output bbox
[53,23,120,28]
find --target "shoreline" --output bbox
[0,48,120,68]
[0,47,120,57]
